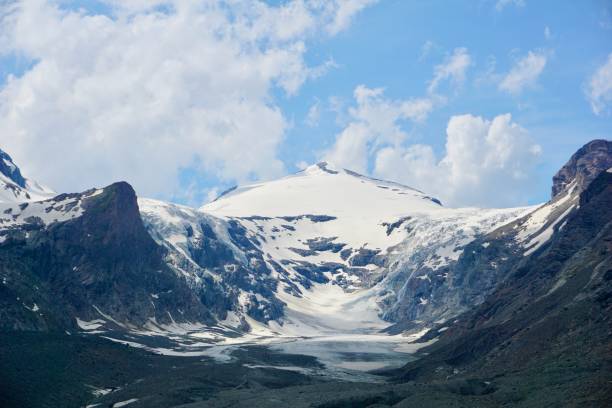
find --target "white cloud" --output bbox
[324,122,371,172]
[323,0,379,35]
[375,143,439,189]
[374,113,542,207]
[585,52,612,115]
[544,26,551,40]
[495,0,525,12]
[323,85,435,171]
[499,50,547,94]
[324,81,542,207]
[0,0,374,201]
[428,47,471,94]
[324,82,541,207]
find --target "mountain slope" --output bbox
[0,182,212,331]
[552,138,612,197]
[138,162,531,337]
[2,142,607,346]
[391,155,612,406]
[0,140,610,408]
[204,161,443,217]
[0,149,54,203]
[384,140,611,330]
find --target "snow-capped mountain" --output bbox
[1,140,609,408]
[0,149,54,203]
[1,140,610,345]
[140,162,532,336]
[396,150,612,395]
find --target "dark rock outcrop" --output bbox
[0,149,26,188]
[551,139,612,198]
[393,169,612,405]
[0,182,212,331]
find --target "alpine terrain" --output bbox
[0,139,610,408]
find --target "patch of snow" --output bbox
[0,188,103,232]
[0,172,55,204]
[242,364,312,374]
[76,318,106,331]
[93,305,128,329]
[524,204,575,256]
[516,182,578,251]
[92,388,114,397]
[113,399,139,408]
[202,162,441,218]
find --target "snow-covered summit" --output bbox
[0,148,54,203]
[202,161,442,219]
[171,161,533,336]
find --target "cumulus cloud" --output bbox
[323,86,541,207]
[374,113,541,207]
[323,85,434,172]
[324,47,471,177]
[0,0,374,202]
[428,47,471,94]
[499,50,547,94]
[585,52,612,115]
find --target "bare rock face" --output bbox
[551,139,612,198]
[0,149,26,188]
[0,182,213,331]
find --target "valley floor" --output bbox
[1,332,608,408]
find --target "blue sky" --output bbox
[278,0,612,203]
[0,0,610,208]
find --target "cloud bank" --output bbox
[325,86,542,207]
[0,0,376,202]
[324,85,435,173]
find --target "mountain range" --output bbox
[0,139,610,407]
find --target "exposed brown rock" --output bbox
[552,139,612,198]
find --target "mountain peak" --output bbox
[303,161,340,175]
[552,139,612,198]
[0,149,26,188]
[202,161,442,218]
